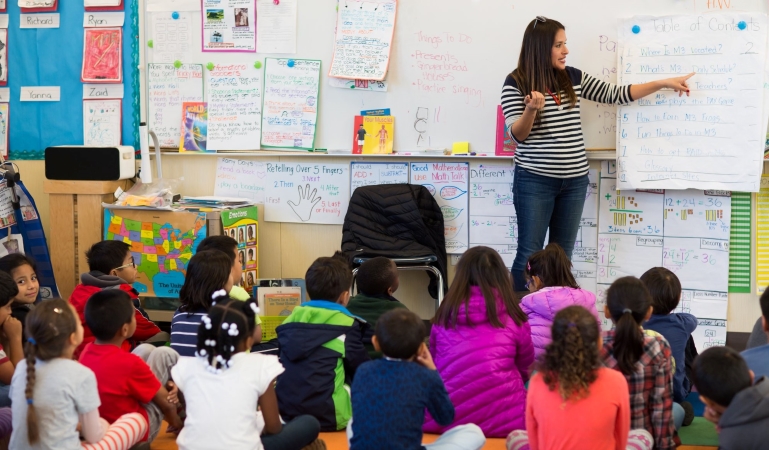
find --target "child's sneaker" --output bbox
[682,401,695,426]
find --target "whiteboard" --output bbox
[141,0,769,151]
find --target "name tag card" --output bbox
[0,89,10,102]
[83,83,123,99]
[20,13,59,28]
[20,86,60,102]
[83,12,124,27]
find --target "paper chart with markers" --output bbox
[350,162,408,192]
[410,162,468,254]
[264,162,350,225]
[597,161,730,351]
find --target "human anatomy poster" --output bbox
[263,162,350,225]
[597,161,730,351]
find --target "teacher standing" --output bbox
[502,16,693,292]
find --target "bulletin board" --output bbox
[7,0,139,159]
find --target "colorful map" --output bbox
[104,209,207,298]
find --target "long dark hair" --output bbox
[434,246,527,329]
[541,305,601,401]
[196,296,257,372]
[179,250,232,313]
[525,243,579,289]
[511,17,577,123]
[606,276,651,375]
[24,299,78,444]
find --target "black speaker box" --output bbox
[44,146,135,181]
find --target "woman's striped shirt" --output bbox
[501,66,633,178]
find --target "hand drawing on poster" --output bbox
[261,58,320,150]
[256,0,296,54]
[81,28,122,83]
[264,162,350,225]
[147,63,204,148]
[202,0,256,52]
[207,64,261,150]
[410,162,469,254]
[214,158,266,204]
[83,99,121,146]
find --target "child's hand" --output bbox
[166,381,179,404]
[416,344,436,371]
[703,405,722,426]
[2,316,22,340]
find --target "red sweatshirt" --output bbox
[69,271,161,360]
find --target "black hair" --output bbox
[760,287,769,321]
[84,290,134,341]
[0,253,37,277]
[196,296,258,372]
[0,271,18,308]
[525,243,580,290]
[693,346,752,407]
[305,254,352,302]
[356,257,397,296]
[196,235,238,264]
[541,305,601,401]
[86,240,131,274]
[606,276,651,375]
[375,309,426,359]
[179,250,232,313]
[640,267,682,315]
[25,299,78,444]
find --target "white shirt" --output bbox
[171,352,284,450]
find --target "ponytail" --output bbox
[541,305,601,401]
[196,292,257,373]
[525,243,579,289]
[25,340,38,444]
[606,277,651,376]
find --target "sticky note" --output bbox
[452,142,469,154]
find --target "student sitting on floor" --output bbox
[506,305,653,450]
[0,253,40,334]
[69,240,165,359]
[640,267,697,425]
[172,296,323,450]
[741,287,769,380]
[195,235,262,343]
[10,299,147,449]
[276,254,369,431]
[348,309,486,450]
[600,276,678,449]
[520,243,600,361]
[79,290,182,444]
[0,271,22,408]
[425,246,533,438]
[693,346,769,450]
[171,250,233,357]
[345,257,407,359]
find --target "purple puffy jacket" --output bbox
[521,286,600,361]
[424,286,534,438]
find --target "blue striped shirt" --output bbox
[170,308,206,357]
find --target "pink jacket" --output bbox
[521,286,600,361]
[424,286,534,438]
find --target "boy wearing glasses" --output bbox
[69,240,165,359]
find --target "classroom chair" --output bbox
[352,255,445,305]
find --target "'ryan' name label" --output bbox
[83,84,124,99]
[20,86,60,102]
[20,13,60,28]
[83,12,124,27]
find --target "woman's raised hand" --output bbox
[664,72,695,97]
[524,91,546,111]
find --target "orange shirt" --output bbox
[526,367,630,450]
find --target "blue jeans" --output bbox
[511,166,589,291]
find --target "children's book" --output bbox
[353,115,394,154]
[179,102,210,152]
[495,105,516,156]
[257,286,302,317]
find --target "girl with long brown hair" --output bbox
[9,299,147,449]
[426,246,533,438]
[506,305,654,450]
[502,16,693,294]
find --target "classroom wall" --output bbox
[18,155,765,331]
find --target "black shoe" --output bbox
[682,401,695,426]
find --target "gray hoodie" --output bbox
[718,377,769,449]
